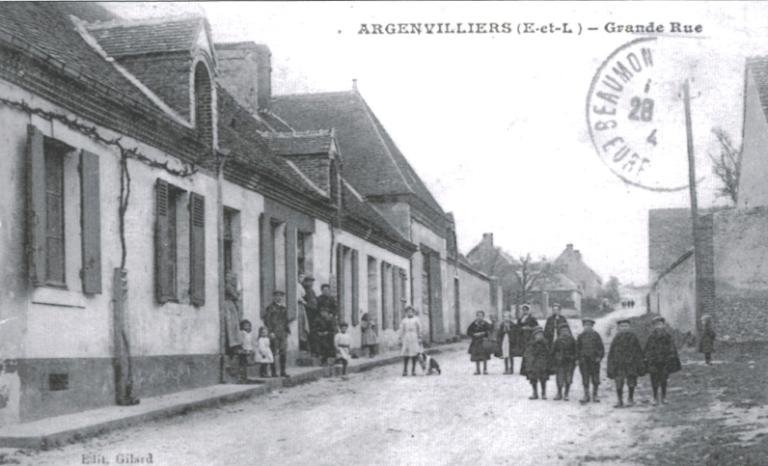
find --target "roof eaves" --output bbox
[71,15,193,128]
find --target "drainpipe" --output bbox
[216,149,230,383]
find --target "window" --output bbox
[44,145,65,285]
[194,62,214,147]
[155,179,205,305]
[26,125,102,292]
[335,245,359,325]
[223,208,237,275]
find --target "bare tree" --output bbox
[514,254,555,304]
[708,127,741,205]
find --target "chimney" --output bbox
[575,250,582,260]
[352,78,358,92]
[566,243,574,250]
[482,233,494,247]
[215,42,272,114]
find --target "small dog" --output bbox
[416,352,441,375]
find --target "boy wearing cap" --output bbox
[607,319,646,408]
[544,303,570,347]
[577,318,605,403]
[551,324,577,401]
[644,316,682,405]
[263,290,294,378]
[522,327,551,399]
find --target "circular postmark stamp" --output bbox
[587,37,695,192]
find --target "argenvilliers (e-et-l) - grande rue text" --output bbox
[604,22,703,34]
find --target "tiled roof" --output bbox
[0,2,159,112]
[217,86,328,202]
[341,181,414,251]
[261,131,335,156]
[117,52,194,119]
[533,272,580,292]
[86,16,204,58]
[747,57,768,121]
[271,91,446,217]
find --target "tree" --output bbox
[600,276,621,304]
[513,254,556,305]
[708,127,741,205]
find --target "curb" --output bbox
[0,344,462,450]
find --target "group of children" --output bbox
[468,305,690,407]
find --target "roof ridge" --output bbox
[260,129,333,138]
[85,13,203,30]
[272,90,356,99]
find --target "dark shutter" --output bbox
[259,214,273,314]
[80,150,102,294]
[336,245,345,322]
[26,124,47,286]
[189,192,206,306]
[429,253,444,341]
[380,262,389,330]
[392,266,401,329]
[155,179,173,303]
[286,225,297,320]
[351,249,359,326]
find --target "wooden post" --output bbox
[683,81,702,335]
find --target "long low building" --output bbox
[0,3,498,427]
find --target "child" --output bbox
[607,319,646,408]
[360,312,379,358]
[497,311,520,374]
[551,324,576,401]
[254,327,274,378]
[316,309,337,366]
[699,314,716,365]
[334,322,352,376]
[467,310,492,375]
[238,320,255,383]
[522,327,551,400]
[577,318,605,403]
[644,316,681,405]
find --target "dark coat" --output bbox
[317,295,338,320]
[263,303,290,339]
[467,320,493,362]
[522,338,551,381]
[516,314,539,351]
[607,331,646,379]
[699,321,716,353]
[576,329,605,362]
[314,316,337,358]
[644,328,682,374]
[544,315,570,346]
[551,334,577,367]
[497,320,522,357]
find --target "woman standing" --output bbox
[399,306,422,376]
[467,310,493,375]
[497,311,520,374]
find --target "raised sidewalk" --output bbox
[0,342,463,449]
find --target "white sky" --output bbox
[108,1,768,285]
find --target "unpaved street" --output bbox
[9,344,661,466]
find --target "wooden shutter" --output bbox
[189,192,206,306]
[155,179,173,303]
[336,245,345,322]
[392,266,401,329]
[380,262,389,330]
[26,125,47,286]
[351,249,359,326]
[80,150,102,294]
[286,225,298,320]
[429,253,444,341]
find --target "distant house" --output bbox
[529,273,582,319]
[466,233,520,310]
[553,244,603,300]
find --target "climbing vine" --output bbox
[0,96,199,268]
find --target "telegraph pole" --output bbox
[683,80,703,335]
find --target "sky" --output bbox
[108,1,768,285]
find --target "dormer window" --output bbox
[193,61,214,148]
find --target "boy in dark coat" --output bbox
[607,319,645,408]
[551,324,577,401]
[523,327,551,400]
[544,303,570,347]
[577,318,605,403]
[644,316,682,405]
[698,314,716,365]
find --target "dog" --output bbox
[416,352,441,375]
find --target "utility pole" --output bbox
[683,80,703,335]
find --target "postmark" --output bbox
[587,37,694,192]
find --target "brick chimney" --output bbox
[215,42,272,114]
[575,250,582,260]
[566,243,574,250]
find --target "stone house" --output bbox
[466,233,521,311]
[648,56,768,341]
[552,244,603,300]
[0,3,499,427]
